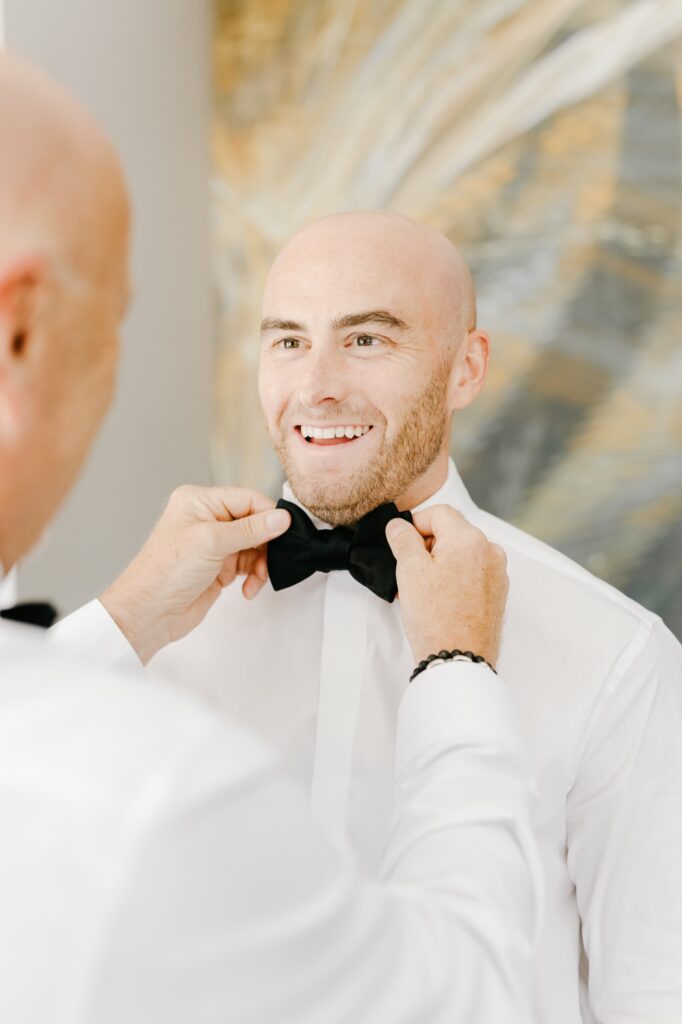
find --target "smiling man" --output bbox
[63,210,682,1024]
[258,213,482,527]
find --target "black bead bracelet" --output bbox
[410,649,496,683]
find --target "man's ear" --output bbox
[0,254,44,365]
[0,255,44,441]
[447,329,490,412]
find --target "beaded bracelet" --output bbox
[410,649,496,683]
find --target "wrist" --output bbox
[100,583,166,666]
[410,648,496,683]
[412,633,497,669]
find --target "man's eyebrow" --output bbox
[332,310,409,331]
[260,317,305,333]
[260,310,409,333]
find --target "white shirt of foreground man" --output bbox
[0,54,541,1024]
[0,618,540,1024]
[60,459,682,1024]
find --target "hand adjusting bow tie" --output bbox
[267,499,413,603]
[0,601,57,628]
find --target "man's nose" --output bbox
[297,346,349,407]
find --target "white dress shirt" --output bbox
[56,459,682,1023]
[0,617,540,1023]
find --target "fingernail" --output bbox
[266,509,290,532]
[386,518,408,539]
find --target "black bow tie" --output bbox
[0,601,58,628]
[267,499,413,602]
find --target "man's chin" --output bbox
[274,432,397,525]
[279,438,365,490]
[284,465,390,527]
[288,472,356,518]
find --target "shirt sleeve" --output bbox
[48,600,142,674]
[83,661,541,1024]
[566,617,682,1023]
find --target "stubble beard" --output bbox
[270,360,452,526]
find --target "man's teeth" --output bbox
[300,425,371,440]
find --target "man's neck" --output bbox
[394,450,450,513]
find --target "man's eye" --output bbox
[355,334,380,348]
[278,337,300,350]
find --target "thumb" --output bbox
[385,518,427,565]
[217,507,291,556]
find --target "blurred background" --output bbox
[5,0,682,636]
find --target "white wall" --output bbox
[4,0,214,613]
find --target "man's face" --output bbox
[258,217,462,525]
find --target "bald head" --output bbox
[266,210,477,344]
[0,53,131,568]
[0,52,129,284]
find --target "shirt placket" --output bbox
[310,571,369,835]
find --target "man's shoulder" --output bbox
[462,506,667,689]
[0,640,273,811]
[473,506,657,630]
[459,507,681,768]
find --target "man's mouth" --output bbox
[295,424,373,446]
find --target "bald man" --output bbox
[0,63,128,569]
[0,55,544,1023]
[63,217,682,1020]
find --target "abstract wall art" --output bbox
[212,0,682,635]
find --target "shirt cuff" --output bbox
[395,661,530,778]
[48,599,143,673]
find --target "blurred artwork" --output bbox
[211,0,682,636]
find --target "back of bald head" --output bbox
[0,52,128,282]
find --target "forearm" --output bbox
[48,599,143,673]
[377,662,541,1022]
[90,662,540,1024]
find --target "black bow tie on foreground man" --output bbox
[267,499,413,603]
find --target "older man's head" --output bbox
[0,53,130,568]
[259,211,488,525]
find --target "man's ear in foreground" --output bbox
[0,253,45,442]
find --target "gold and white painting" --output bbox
[211,0,682,637]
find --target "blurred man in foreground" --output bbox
[0,53,541,1023]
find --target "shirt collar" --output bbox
[0,565,18,611]
[412,458,479,518]
[282,457,479,524]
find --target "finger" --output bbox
[411,504,469,542]
[254,551,269,582]
[242,573,267,600]
[214,485,278,520]
[217,558,237,588]
[236,546,268,581]
[210,507,291,559]
[218,544,266,588]
[176,485,278,524]
[385,518,428,564]
[236,545,261,579]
